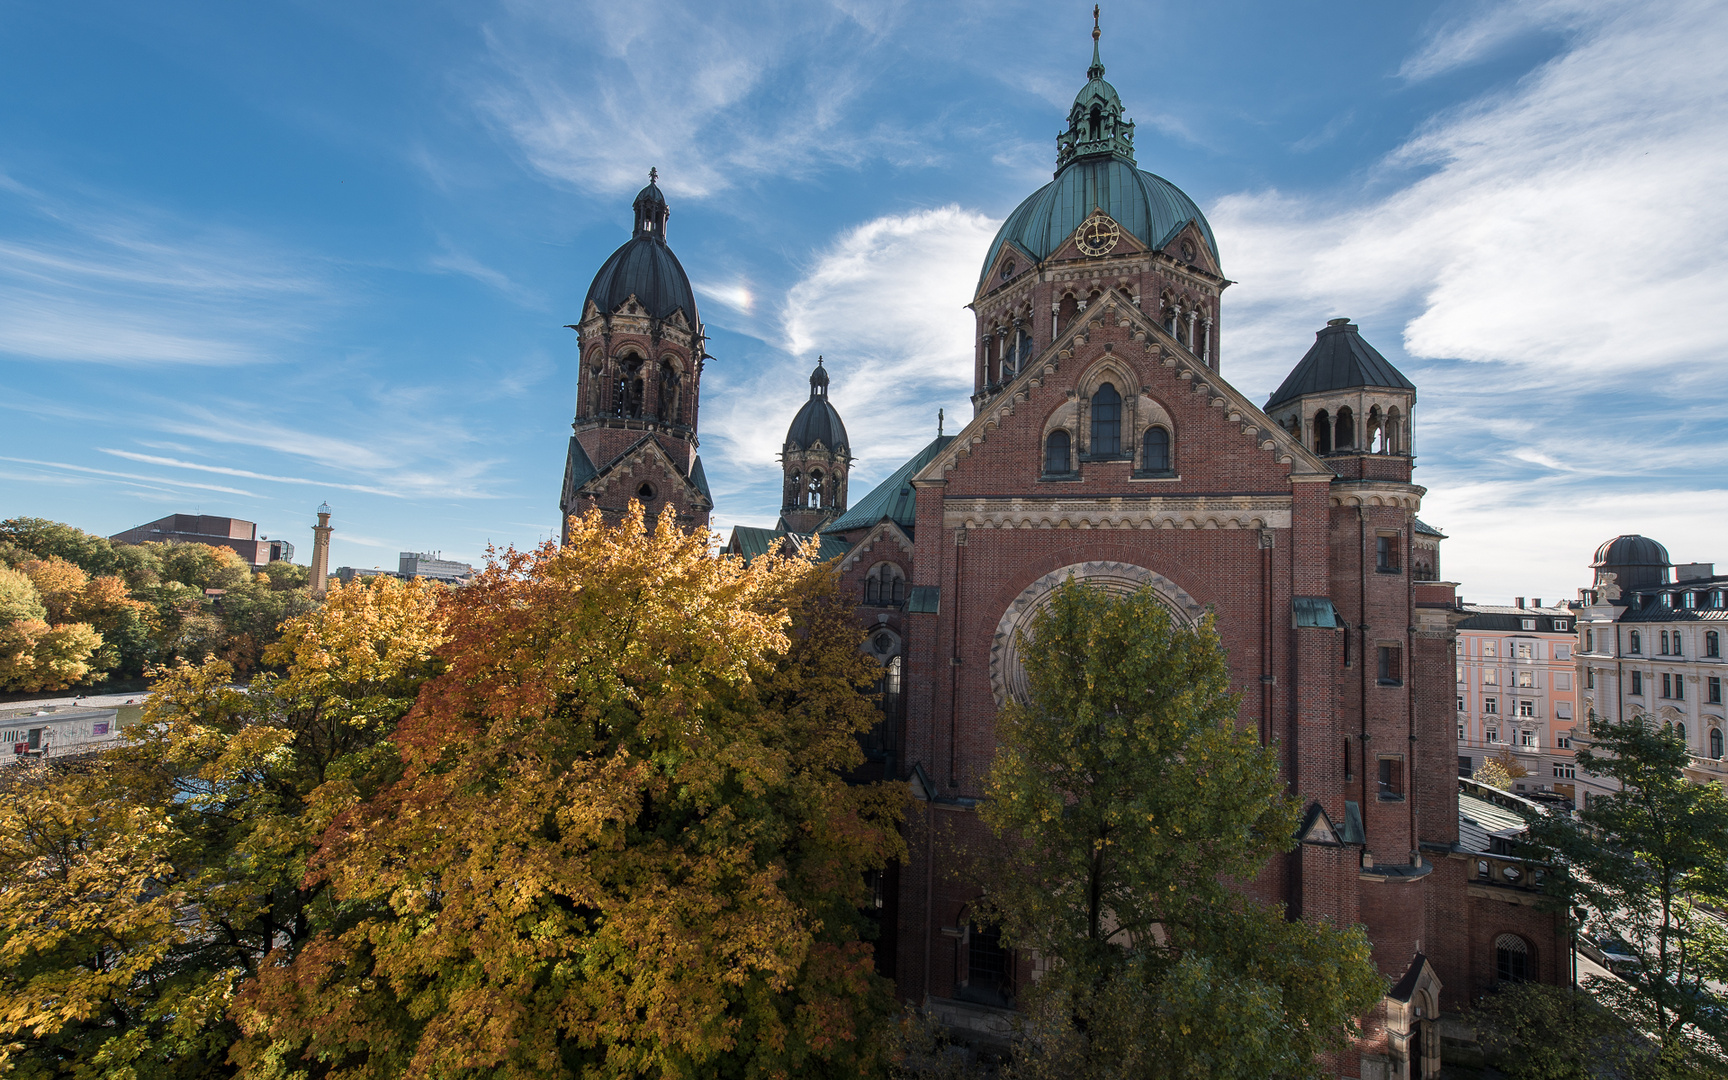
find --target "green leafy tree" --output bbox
[977,580,1384,1080]
[1467,981,1655,1080]
[0,564,47,623]
[1522,715,1728,1075]
[0,517,120,577]
[233,506,906,1080]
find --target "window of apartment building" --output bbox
[1675,722,1688,746]
[1554,619,1570,632]
[1675,675,1685,701]
[1518,700,1536,718]
[1378,755,1405,800]
[1486,726,1500,743]
[1586,667,1595,689]
[1555,671,1572,690]
[1484,669,1499,685]
[1484,696,1498,714]
[1660,631,1670,655]
[1516,642,1534,659]
[1376,534,1400,572]
[1457,665,1465,684]
[1521,730,1538,747]
[1517,670,1535,688]
[1630,631,1642,654]
[1557,734,1572,749]
[1710,676,1722,704]
[1483,641,1498,658]
[1457,695,1467,712]
[1585,628,1594,652]
[1713,728,1724,760]
[1674,633,1683,657]
[1459,723,1466,740]
[1632,671,1644,695]
[1684,591,1698,609]
[1378,645,1402,686]
[1553,763,1575,778]
[1556,644,1570,659]
[1556,701,1572,720]
[1459,755,1475,777]
[1522,618,1537,631]
[1707,631,1721,658]
[1663,673,1674,699]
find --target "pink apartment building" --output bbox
[1455,600,1592,806]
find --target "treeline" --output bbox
[0,517,319,691]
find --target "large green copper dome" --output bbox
[977,27,1218,290]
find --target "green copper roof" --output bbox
[727,525,849,566]
[827,435,954,535]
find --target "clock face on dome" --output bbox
[1074,212,1120,257]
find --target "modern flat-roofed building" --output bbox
[111,514,271,565]
[1,706,122,764]
[398,551,473,584]
[1454,600,1588,804]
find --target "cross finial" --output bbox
[817,354,823,365]
[938,408,945,436]
[1093,4,1100,41]
[649,166,658,184]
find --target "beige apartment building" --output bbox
[1575,535,1727,789]
[1455,600,1587,804]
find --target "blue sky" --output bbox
[2,0,1723,603]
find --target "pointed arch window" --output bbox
[1141,426,1171,474]
[1091,383,1122,457]
[1044,430,1072,476]
[864,563,906,606]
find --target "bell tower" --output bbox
[561,170,713,540]
[778,358,852,534]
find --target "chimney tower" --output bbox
[310,503,333,598]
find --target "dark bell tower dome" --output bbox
[779,357,852,534]
[561,169,712,540]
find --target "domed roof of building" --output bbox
[977,24,1218,290]
[1592,534,1670,569]
[583,171,698,324]
[1265,319,1415,409]
[785,359,848,452]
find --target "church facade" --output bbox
[563,27,1566,1080]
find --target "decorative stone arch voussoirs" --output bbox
[989,561,1207,707]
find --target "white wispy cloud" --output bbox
[0,456,260,498]
[1212,0,1728,601]
[699,205,993,518]
[98,450,404,497]
[0,175,332,367]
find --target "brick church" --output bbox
[561,24,1566,1080]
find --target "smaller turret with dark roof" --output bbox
[779,357,853,534]
[1264,318,1416,481]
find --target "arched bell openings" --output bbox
[1313,409,1332,454]
[787,469,803,508]
[1334,406,1355,450]
[657,358,682,424]
[613,352,646,419]
[807,469,826,510]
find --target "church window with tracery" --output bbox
[864,563,906,606]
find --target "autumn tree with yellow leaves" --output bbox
[230,507,905,1080]
[0,575,445,1077]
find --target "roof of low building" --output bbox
[1265,319,1415,409]
[827,435,954,535]
[1458,790,1535,855]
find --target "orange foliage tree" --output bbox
[233,507,905,1080]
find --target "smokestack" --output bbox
[310,503,333,599]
